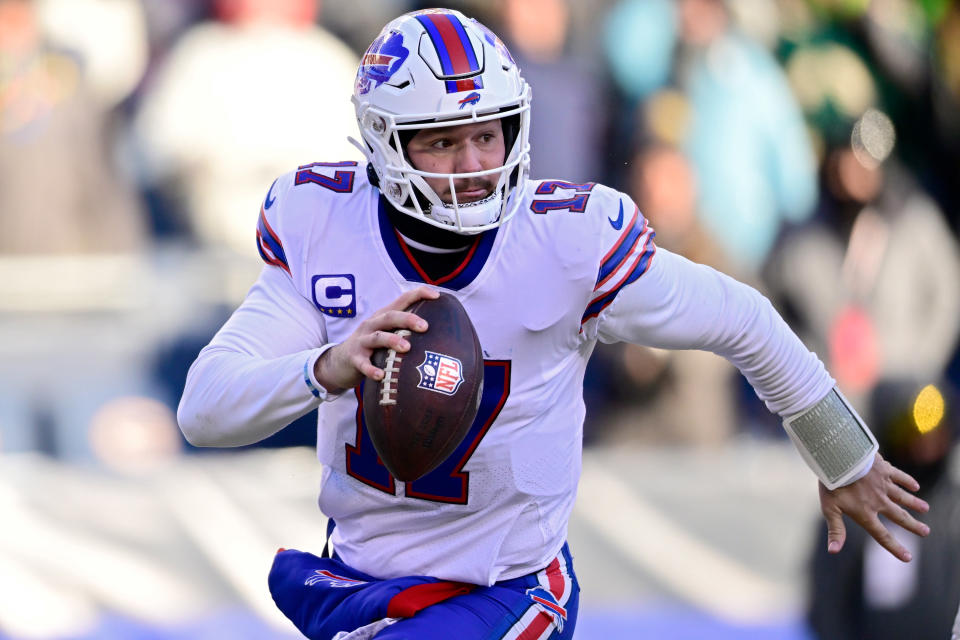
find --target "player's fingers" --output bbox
[890,485,930,514]
[368,310,429,334]
[883,501,931,538]
[362,329,411,353]
[822,506,846,554]
[890,465,921,493]
[382,286,440,313]
[352,353,383,381]
[862,515,912,562]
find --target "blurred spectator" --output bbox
[939,3,960,236]
[321,0,412,55]
[765,141,960,404]
[587,143,739,446]
[603,0,676,104]
[603,0,818,275]
[0,0,147,254]
[940,2,960,111]
[596,0,821,440]
[767,25,960,406]
[630,142,727,269]
[0,0,154,460]
[600,0,677,187]
[498,0,604,181]
[138,0,214,72]
[674,0,818,274]
[34,0,150,108]
[131,0,360,256]
[807,379,960,640]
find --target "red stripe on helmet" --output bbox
[424,13,472,75]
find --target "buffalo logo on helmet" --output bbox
[356,30,409,95]
[458,92,481,109]
[416,351,465,396]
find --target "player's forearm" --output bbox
[704,280,834,417]
[176,265,333,446]
[601,249,881,485]
[177,346,325,447]
[601,249,834,415]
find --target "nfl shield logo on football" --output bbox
[416,351,464,396]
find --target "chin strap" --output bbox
[429,192,503,230]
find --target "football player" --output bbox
[178,9,930,640]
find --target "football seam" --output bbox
[379,329,411,406]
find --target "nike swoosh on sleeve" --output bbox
[265,179,278,209]
[608,200,624,230]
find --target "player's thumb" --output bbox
[824,509,846,554]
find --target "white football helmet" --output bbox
[351,9,531,234]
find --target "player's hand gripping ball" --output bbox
[362,292,484,482]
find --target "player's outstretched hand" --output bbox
[818,453,930,562]
[314,286,439,394]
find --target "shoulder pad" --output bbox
[256,161,369,276]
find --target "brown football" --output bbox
[362,292,484,482]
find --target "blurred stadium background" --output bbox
[1,0,959,638]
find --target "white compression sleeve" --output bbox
[597,248,874,485]
[177,266,335,447]
[597,248,835,416]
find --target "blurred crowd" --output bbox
[2,0,960,453]
[2,0,960,635]
[1,0,958,445]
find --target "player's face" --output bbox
[406,120,506,204]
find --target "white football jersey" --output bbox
[179,160,845,586]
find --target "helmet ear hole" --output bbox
[366,163,380,188]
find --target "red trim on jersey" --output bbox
[257,207,292,275]
[594,219,647,291]
[598,206,640,266]
[386,581,475,618]
[583,239,658,322]
[392,229,481,286]
[257,230,290,274]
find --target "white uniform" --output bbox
[179,161,849,586]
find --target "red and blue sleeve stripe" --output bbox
[595,205,645,289]
[581,208,656,324]
[256,208,291,275]
[416,12,484,93]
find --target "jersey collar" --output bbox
[377,198,499,290]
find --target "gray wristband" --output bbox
[782,388,878,489]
